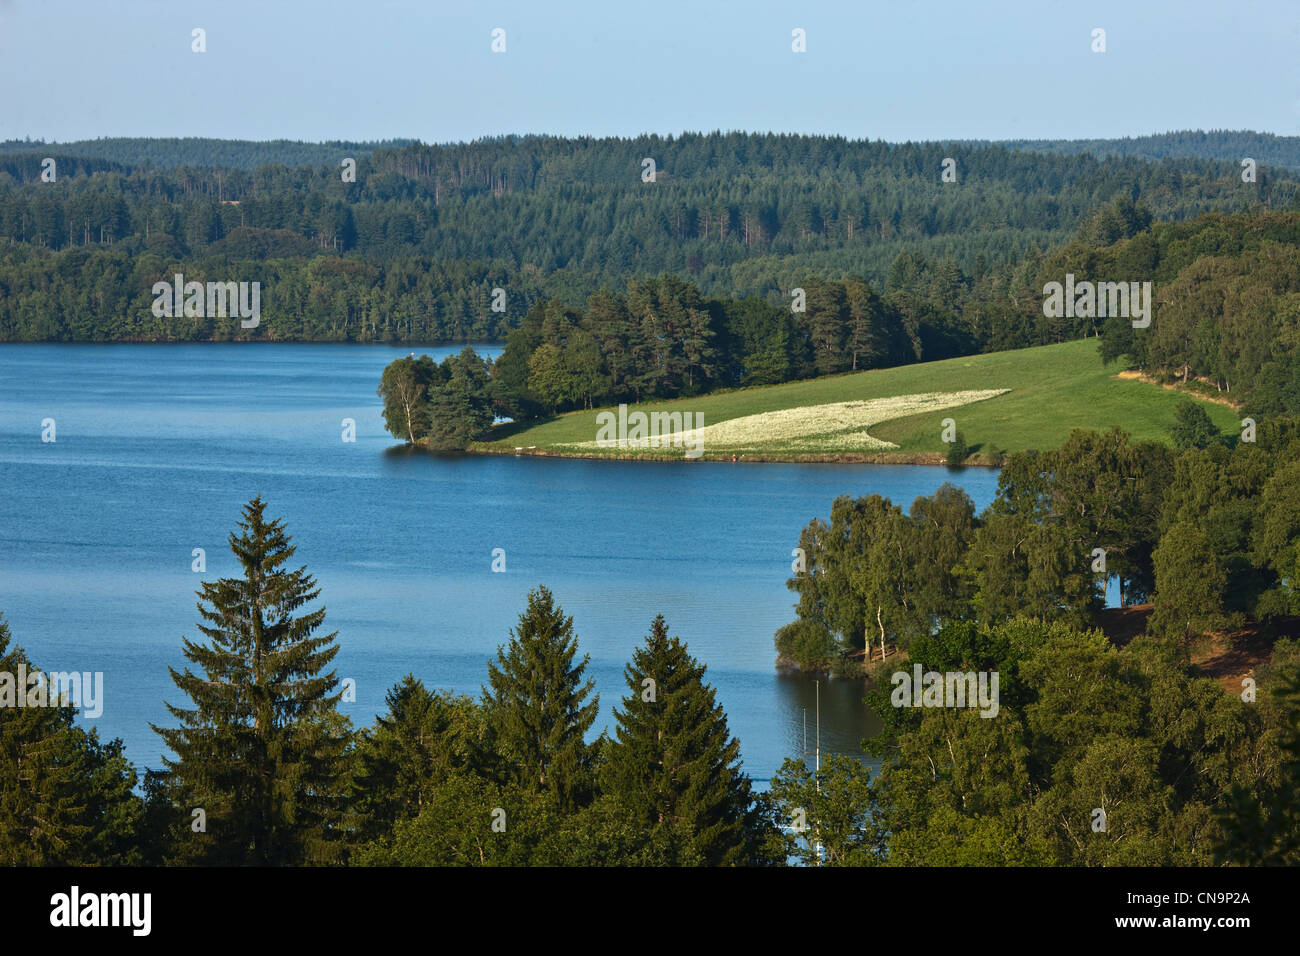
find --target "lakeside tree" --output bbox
[378,348,494,451]
[944,428,970,467]
[377,355,431,444]
[483,586,599,811]
[424,347,494,450]
[152,497,352,865]
[782,487,976,670]
[602,614,772,865]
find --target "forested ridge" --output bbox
[0,137,418,171]
[1,131,1296,344]
[998,129,1300,173]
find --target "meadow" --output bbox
[476,338,1244,463]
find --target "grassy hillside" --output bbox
[475,338,1243,462]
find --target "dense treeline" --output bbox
[780,420,1300,672]
[492,272,976,414]
[1085,211,1300,415]
[1,132,1296,343]
[0,499,781,866]
[375,268,974,445]
[4,491,1297,866]
[0,246,551,342]
[8,129,1297,174]
[767,421,1300,865]
[775,617,1300,865]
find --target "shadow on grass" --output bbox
[485,416,558,442]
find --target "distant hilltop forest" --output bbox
[0,129,1297,344]
[6,128,1298,172]
[0,137,421,171]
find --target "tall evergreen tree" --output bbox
[483,585,598,811]
[152,497,351,865]
[602,614,771,865]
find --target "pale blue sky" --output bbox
[2,0,1296,143]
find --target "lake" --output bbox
[0,344,1002,783]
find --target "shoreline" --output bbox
[465,443,1005,466]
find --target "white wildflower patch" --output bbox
[561,389,1008,453]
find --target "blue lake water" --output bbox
[0,344,1002,783]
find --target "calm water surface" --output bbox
[0,344,1001,782]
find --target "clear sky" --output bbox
[1,0,1296,144]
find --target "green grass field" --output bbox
[474,339,1243,462]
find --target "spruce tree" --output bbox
[602,614,770,865]
[483,586,598,811]
[152,497,351,865]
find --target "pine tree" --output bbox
[602,614,770,865]
[152,497,351,865]
[483,586,598,811]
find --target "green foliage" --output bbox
[1093,213,1300,414]
[769,754,882,866]
[0,614,145,865]
[425,347,495,450]
[349,676,488,844]
[377,355,430,443]
[782,483,981,667]
[1214,642,1300,865]
[356,779,706,866]
[601,615,773,865]
[482,586,599,811]
[378,348,494,450]
[1150,521,1229,642]
[151,497,352,865]
[774,618,839,672]
[1169,399,1224,450]
[944,429,969,466]
[871,619,1253,865]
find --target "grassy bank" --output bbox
[473,338,1243,463]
